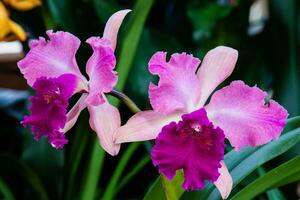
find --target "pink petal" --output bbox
[18,31,87,88]
[85,37,117,106]
[88,100,121,156]
[61,94,87,133]
[149,52,201,114]
[103,9,131,51]
[214,161,232,199]
[196,46,238,106]
[206,80,288,149]
[115,111,181,143]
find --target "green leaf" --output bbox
[22,133,63,199]
[65,114,90,200]
[0,154,49,200]
[144,177,166,200]
[46,0,75,31]
[93,0,121,24]
[187,2,231,41]
[272,0,300,116]
[116,155,151,193]
[80,139,105,200]
[143,171,184,200]
[283,116,300,133]
[101,143,140,200]
[231,156,300,200]
[0,177,15,200]
[143,172,184,200]
[206,127,300,200]
[111,0,155,106]
[257,167,286,200]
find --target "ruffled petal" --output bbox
[151,108,225,190]
[206,80,288,150]
[88,100,121,156]
[85,37,117,106]
[22,74,78,148]
[196,46,238,106]
[149,52,201,114]
[18,30,87,88]
[103,9,131,51]
[214,161,232,199]
[61,94,87,133]
[115,110,181,143]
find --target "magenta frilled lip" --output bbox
[21,74,76,148]
[152,108,225,190]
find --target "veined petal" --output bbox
[103,9,131,51]
[115,111,181,143]
[149,52,201,114]
[214,161,232,199]
[88,100,121,156]
[61,93,87,133]
[196,46,238,107]
[206,80,288,150]
[18,30,87,88]
[85,37,117,106]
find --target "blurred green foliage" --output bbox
[0,0,300,199]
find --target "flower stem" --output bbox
[108,89,141,113]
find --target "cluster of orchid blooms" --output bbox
[18,10,288,199]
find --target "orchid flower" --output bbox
[115,48,288,198]
[18,10,130,156]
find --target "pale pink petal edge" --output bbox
[115,110,181,143]
[61,93,88,133]
[88,101,121,156]
[214,161,232,199]
[103,9,131,50]
[196,46,238,107]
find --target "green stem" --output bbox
[109,89,141,113]
[101,143,141,200]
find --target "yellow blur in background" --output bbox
[0,0,41,42]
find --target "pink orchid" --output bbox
[18,10,130,156]
[115,48,288,198]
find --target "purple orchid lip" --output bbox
[151,108,225,190]
[21,74,77,148]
